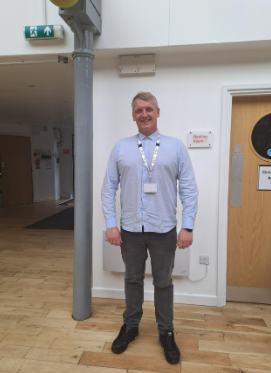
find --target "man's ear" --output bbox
[157,108,160,118]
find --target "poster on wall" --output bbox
[36,160,40,169]
[41,150,52,160]
[46,160,52,169]
[33,150,41,170]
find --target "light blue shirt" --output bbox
[101,130,198,233]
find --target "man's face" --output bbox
[132,98,160,135]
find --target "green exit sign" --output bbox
[24,25,64,40]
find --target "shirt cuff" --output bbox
[181,218,194,230]
[106,218,118,229]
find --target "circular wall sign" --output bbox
[251,113,271,161]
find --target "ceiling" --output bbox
[0,54,74,129]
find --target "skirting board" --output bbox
[92,287,218,306]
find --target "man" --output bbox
[101,92,198,364]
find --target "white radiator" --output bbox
[103,231,190,276]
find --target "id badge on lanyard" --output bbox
[138,133,160,194]
[144,183,157,193]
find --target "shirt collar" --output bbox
[138,129,159,141]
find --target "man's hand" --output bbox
[106,227,123,246]
[177,229,193,249]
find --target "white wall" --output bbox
[169,0,271,46]
[32,127,73,201]
[31,127,56,202]
[94,0,169,50]
[0,0,74,57]
[2,0,271,58]
[92,48,271,305]
[94,0,271,50]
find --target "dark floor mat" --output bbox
[25,207,74,230]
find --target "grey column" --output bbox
[72,22,95,320]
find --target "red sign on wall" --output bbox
[63,149,70,154]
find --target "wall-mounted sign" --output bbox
[24,25,64,40]
[187,130,213,148]
[63,149,70,154]
[257,165,271,190]
[46,160,52,169]
[41,152,51,160]
[119,55,155,75]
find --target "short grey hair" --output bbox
[132,92,159,111]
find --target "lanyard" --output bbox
[137,133,160,182]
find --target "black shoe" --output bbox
[111,324,139,354]
[159,330,180,364]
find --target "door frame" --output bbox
[218,83,271,306]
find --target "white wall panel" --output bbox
[169,0,271,46]
[0,0,74,57]
[92,49,271,305]
[2,0,271,57]
[94,0,170,50]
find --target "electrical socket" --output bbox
[199,255,209,265]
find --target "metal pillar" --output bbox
[57,0,101,321]
[72,19,95,320]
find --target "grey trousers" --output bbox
[120,227,177,333]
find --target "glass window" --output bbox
[251,113,271,160]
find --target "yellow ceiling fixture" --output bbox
[50,0,79,8]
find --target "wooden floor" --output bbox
[0,201,271,373]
